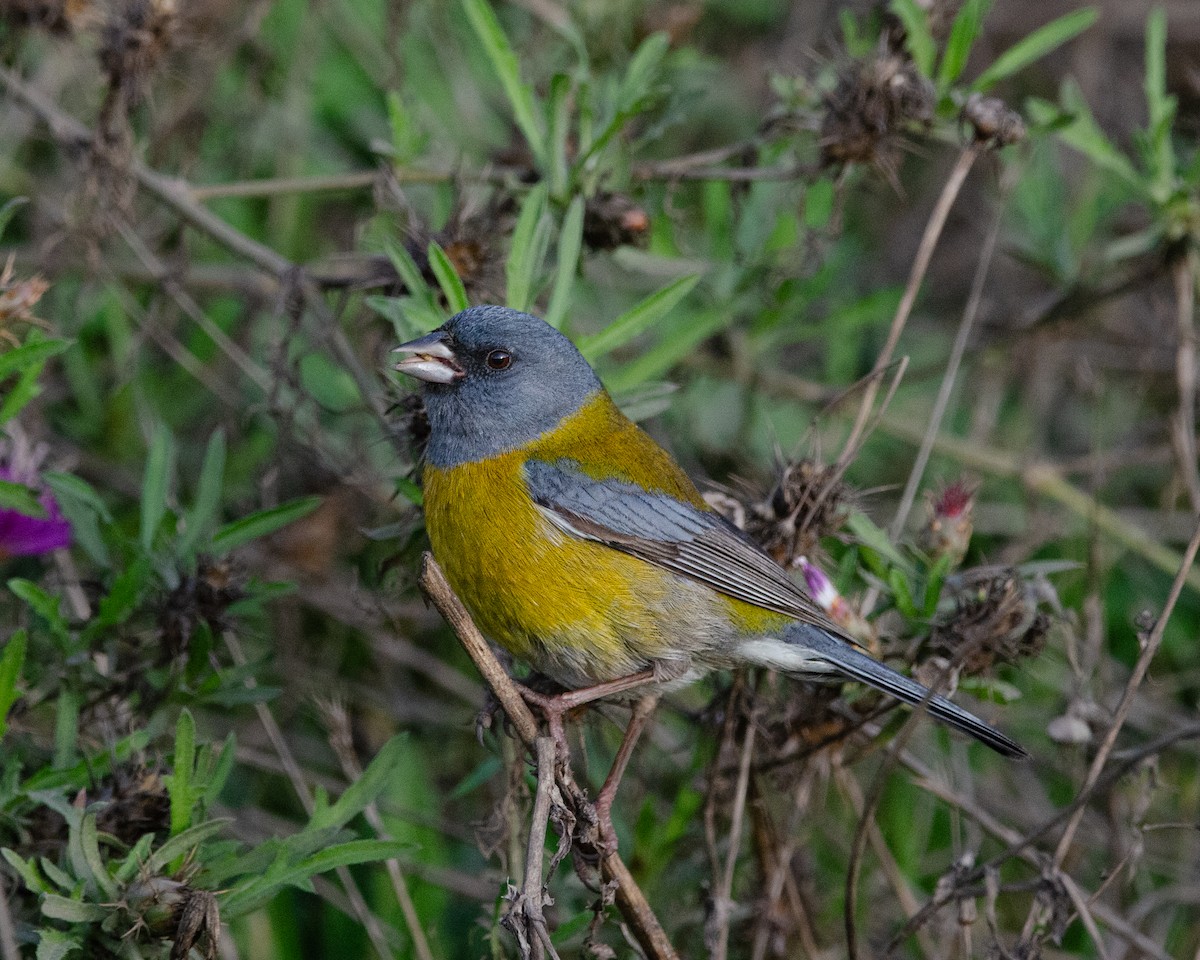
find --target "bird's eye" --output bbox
[486,349,513,370]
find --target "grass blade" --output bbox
[579,274,700,361]
[973,7,1097,91]
[427,241,470,313]
[210,496,322,555]
[140,422,175,554]
[462,0,547,167]
[544,196,584,330]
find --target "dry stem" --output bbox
[836,145,980,472]
[417,554,679,960]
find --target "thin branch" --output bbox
[836,145,980,471]
[417,554,680,960]
[508,737,564,960]
[1049,517,1200,869]
[1171,249,1200,511]
[709,706,757,960]
[887,177,1007,542]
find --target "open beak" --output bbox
[393,330,464,384]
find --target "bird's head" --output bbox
[394,305,602,466]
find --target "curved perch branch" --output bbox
[418,554,680,960]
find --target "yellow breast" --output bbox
[422,392,788,684]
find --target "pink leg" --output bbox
[517,669,658,761]
[593,694,660,855]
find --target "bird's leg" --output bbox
[517,668,659,760]
[593,693,660,856]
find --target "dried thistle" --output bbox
[124,877,220,960]
[0,0,90,32]
[961,93,1026,148]
[96,0,177,106]
[706,458,852,568]
[582,192,651,251]
[919,478,977,569]
[926,569,1050,676]
[94,762,171,845]
[379,184,513,305]
[0,255,51,346]
[820,46,934,178]
[158,556,243,658]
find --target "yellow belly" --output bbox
[424,453,688,682]
[421,393,790,685]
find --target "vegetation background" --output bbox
[1,0,1199,957]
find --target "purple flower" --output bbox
[0,428,71,560]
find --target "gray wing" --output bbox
[523,458,842,632]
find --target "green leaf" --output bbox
[462,0,546,167]
[180,429,226,557]
[309,735,408,831]
[602,305,729,394]
[617,31,670,114]
[140,422,175,553]
[92,556,149,629]
[973,7,1098,91]
[53,689,79,769]
[1028,87,1141,189]
[1144,7,1169,129]
[3,847,49,894]
[0,630,27,739]
[0,478,46,518]
[43,472,110,568]
[1142,7,1176,199]
[937,0,991,90]
[889,0,936,77]
[219,839,410,919]
[449,756,502,800]
[923,552,953,618]
[506,184,551,312]
[35,930,81,960]
[0,337,71,381]
[210,496,322,555]
[8,579,69,641]
[168,709,197,837]
[202,735,237,810]
[888,568,918,618]
[79,814,117,899]
[427,241,470,313]
[299,352,362,413]
[0,196,28,241]
[544,196,585,330]
[143,819,230,875]
[43,472,112,524]
[0,362,45,425]
[545,73,572,197]
[578,275,700,361]
[40,895,110,923]
[385,241,434,303]
[845,510,912,572]
[114,834,155,885]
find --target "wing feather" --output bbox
[524,458,840,632]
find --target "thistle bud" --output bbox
[920,480,977,569]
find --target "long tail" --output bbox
[742,624,1028,759]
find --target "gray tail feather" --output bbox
[782,624,1029,760]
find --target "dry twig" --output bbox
[417,554,679,960]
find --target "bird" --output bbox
[394,304,1028,761]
